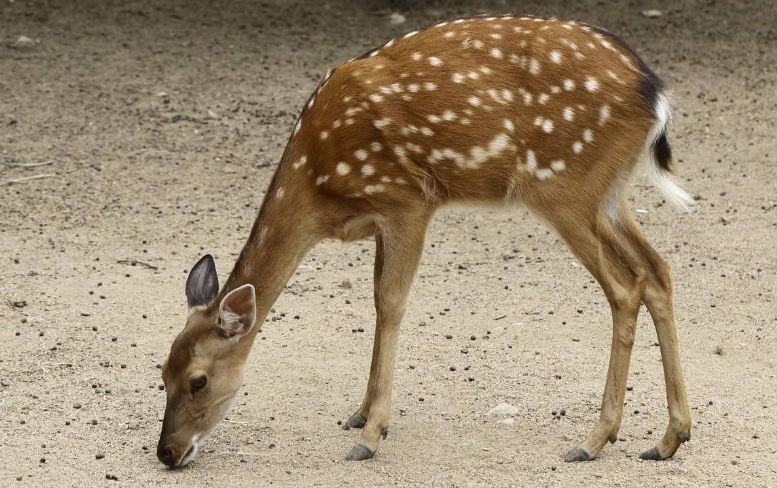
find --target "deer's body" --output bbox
[158,15,693,469]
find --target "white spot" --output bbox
[550,160,566,171]
[444,31,455,38]
[526,149,537,171]
[381,176,392,183]
[529,58,541,75]
[370,142,382,152]
[390,83,403,93]
[364,184,385,194]
[345,118,355,125]
[395,177,407,184]
[319,131,329,140]
[549,50,562,63]
[307,95,316,108]
[345,107,362,116]
[538,93,550,104]
[420,127,435,136]
[408,83,420,92]
[480,66,492,75]
[473,40,484,49]
[467,71,480,79]
[411,52,422,61]
[406,142,423,153]
[361,164,375,176]
[370,94,384,103]
[385,39,395,48]
[550,85,561,94]
[452,73,465,83]
[293,120,301,135]
[563,79,575,91]
[600,39,612,50]
[402,95,412,101]
[316,175,330,185]
[490,48,503,59]
[536,168,554,180]
[572,141,583,154]
[442,110,457,121]
[336,162,351,175]
[355,149,369,160]
[542,119,554,133]
[583,129,594,143]
[504,119,514,132]
[424,82,437,91]
[460,118,471,125]
[427,114,441,123]
[490,33,502,39]
[501,89,513,102]
[343,96,352,103]
[585,76,599,92]
[374,118,391,128]
[468,96,481,106]
[332,120,342,128]
[404,31,418,38]
[599,104,611,125]
[428,56,443,66]
[563,107,575,122]
[276,187,285,200]
[292,156,307,170]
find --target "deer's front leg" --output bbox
[344,235,386,430]
[345,216,429,461]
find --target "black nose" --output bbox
[157,445,174,467]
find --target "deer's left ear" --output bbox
[217,284,256,339]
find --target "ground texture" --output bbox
[1,0,776,486]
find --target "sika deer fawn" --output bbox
[157,15,693,468]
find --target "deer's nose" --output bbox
[157,445,174,467]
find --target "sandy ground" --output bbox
[1,0,776,486]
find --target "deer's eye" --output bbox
[190,376,207,392]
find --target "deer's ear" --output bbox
[185,255,219,310]
[217,284,256,339]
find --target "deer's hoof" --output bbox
[342,412,367,430]
[639,446,671,461]
[345,444,374,461]
[564,447,594,463]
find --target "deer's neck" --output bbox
[218,174,318,340]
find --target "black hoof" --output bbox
[678,431,691,443]
[345,444,375,461]
[639,447,669,461]
[342,412,367,430]
[564,447,594,463]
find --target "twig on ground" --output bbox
[117,259,159,270]
[1,173,57,186]
[4,161,55,168]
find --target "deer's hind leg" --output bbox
[613,202,692,460]
[537,206,646,462]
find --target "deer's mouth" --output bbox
[178,442,198,468]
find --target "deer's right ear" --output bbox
[185,254,219,310]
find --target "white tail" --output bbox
[158,15,693,469]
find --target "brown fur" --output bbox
[158,15,691,468]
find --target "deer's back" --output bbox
[283,16,663,212]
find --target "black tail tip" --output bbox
[654,132,672,172]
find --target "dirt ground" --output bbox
[1,0,776,486]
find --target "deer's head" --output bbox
[156,255,257,468]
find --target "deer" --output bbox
[157,14,694,469]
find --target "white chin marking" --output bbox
[180,439,199,467]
